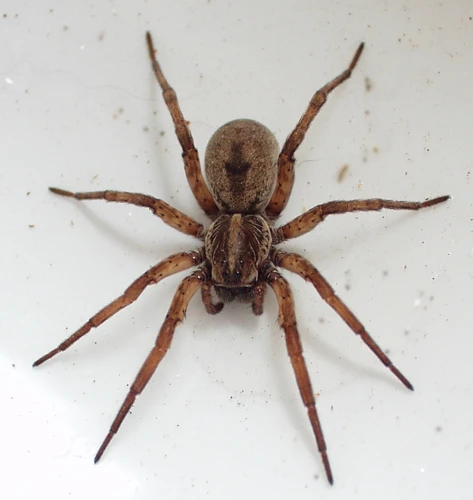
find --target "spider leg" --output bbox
[272,249,414,390]
[275,195,450,242]
[266,43,364,217]
[94,269,206,463]
[33,250,203,367]
[145,32,219,217]
[265,266,333,485]
[49,187,204,238]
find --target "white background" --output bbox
[1,1,472,499]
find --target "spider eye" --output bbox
[238,259,244,266]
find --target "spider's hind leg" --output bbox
[94,269,207,463]
[265,266,333,484]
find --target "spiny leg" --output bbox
[265,266,333,485]
[33,250,204,367]
[275,195,450,242]
[266,43,364,217]
[49,187,204,238]
[94,269,205,463]
[272,249,413,390]
[145,32,218,216]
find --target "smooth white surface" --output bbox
[1,1,472,499]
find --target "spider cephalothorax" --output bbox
[205,211,272,288]
[34,32,449,485]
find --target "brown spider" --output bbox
[34,32,449,484]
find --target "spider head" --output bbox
[205,214,271,289]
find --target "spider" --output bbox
[34,32,449,485]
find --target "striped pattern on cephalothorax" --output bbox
[204,213,272,294]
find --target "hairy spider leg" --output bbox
[146,32,219,216]
[275,195,450,242]
[94,270,206,463]
[33,251,203,367]
[273,249,414,390]
[267,43,364,217]
[265,267,334,484]
[48,187,204,238]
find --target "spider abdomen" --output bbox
[205,119,279,214]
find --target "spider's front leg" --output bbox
[49,187,204,238]
[95,268,206,463]
[267,42,364,217]
[264,266,333,485]
[145,32,219,216]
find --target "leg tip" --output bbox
[32,355,47,367]
[422,195,450,208]
[49,187,74,197]
[146,32,155,53]
[402,376,414,391]
[321,453,334,485]
[94,446,105,464]
[32,349,58,366]
[95,433,113,464]
[349,42,365,71]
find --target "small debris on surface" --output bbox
[337,164,349,183]
[113,107,124,119]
